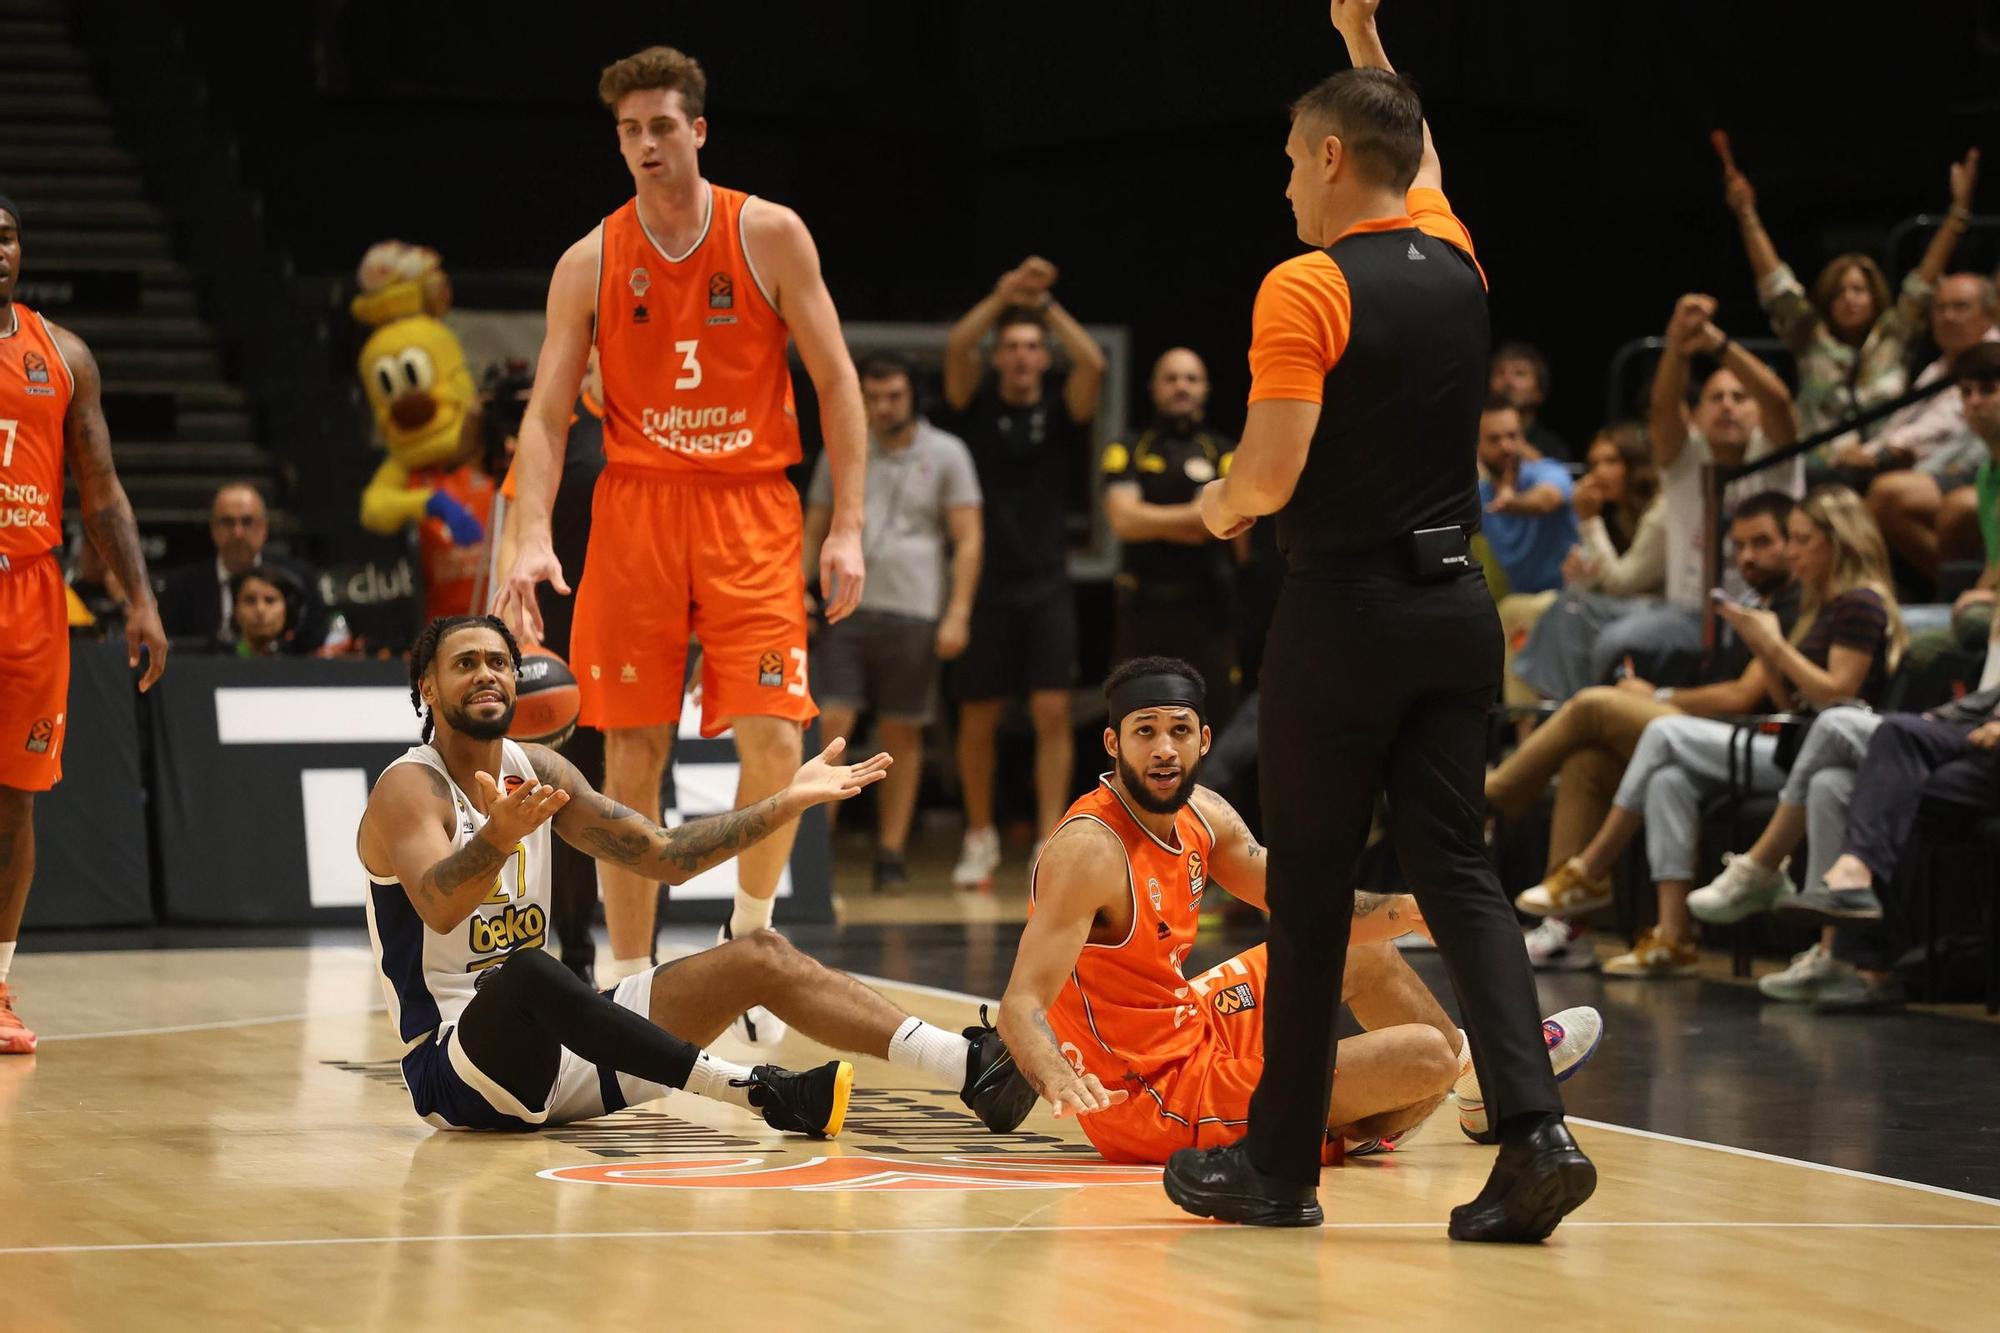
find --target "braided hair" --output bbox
[409,614,522,742]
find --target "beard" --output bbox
[445,697,516,741]
[1116,749,1202,816]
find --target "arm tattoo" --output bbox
[1353,890,1388,918]
[415,835,509,912]
[58,329,153,601]
[419,765,450,802]
[652,795,782,877]
[1026,1007,1073,1097]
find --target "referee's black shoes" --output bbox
[1162,1143,1323,1227]
[1448,1118,1597,1242]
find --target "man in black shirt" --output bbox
[940,260,1106,889]
[1162,0,1592,1241]
[1103,348,1240,726]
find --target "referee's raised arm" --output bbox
[1164,0,1596,1242]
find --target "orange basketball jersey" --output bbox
[0,303,73,559]
[594,185,800,476]
[1035,778,1219,1082]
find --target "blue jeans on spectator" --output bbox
[1614,714,1782,883]
[1591,605,1706,690]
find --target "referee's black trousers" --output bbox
[1244,568,1562,1184]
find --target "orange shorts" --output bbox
[0,553,71,792]
[1075,945,1271,1165]
[570,468,814,736]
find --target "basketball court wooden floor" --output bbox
[3,945,1995,1330]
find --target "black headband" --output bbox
[1107,672,1206,728]
[0,196,18,230]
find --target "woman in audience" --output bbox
[1723,149,1978,449]
[1517,486,1907,977]
[228,567,305,658]
[1510,425,1666,704]
[1687,677,2000,1011]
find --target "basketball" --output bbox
[510,644,581,748]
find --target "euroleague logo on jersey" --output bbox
[1186,850,1205,905]
[23,350,50,384]
[541,1154,1161,1193]
[708,272,733,309]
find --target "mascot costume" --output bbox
[352,241,495,620]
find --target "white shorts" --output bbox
[415,967,674,1131]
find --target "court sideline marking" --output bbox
[3,1220,1999,1260]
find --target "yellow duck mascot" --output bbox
[352,241,494,620]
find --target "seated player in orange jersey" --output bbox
[997,657,1600,1164]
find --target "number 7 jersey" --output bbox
[594,183,801,475]
[0,303,73,558]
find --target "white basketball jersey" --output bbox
[363,739,553,1048]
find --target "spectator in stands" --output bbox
[1902,343,2000,666]
[1486,491,1800,971]
[1102,348,1239,725]
[1519,486,1905,978]
[157,481,328,653]
[1510,425,1666,704]
[1853,273,2000,579]
[1480,396,1577,594]
[1724,149,1979,448]
[226,566,306,658]
[1690,667,2000,1012]
[805,353,983,892]
[940,257,1105,890]
[1590,294,1803,686]
[1489,341,1570,461]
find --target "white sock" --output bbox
[0,942,14,985]
[1456,1027,1472,1072]
[683,1050,759,1110]
[730,889,775,938]
[599,955,654,986]
[888,1016,974,1087]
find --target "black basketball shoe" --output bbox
[959,1005,1037,1133]
[736,1060,853,1139]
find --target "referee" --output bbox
[1162,0,1595,1240]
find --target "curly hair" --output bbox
[409,615,521,742]
[598,45,706,118]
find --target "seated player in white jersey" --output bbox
[356,614,1036,1135]
[998,656,1603,1160]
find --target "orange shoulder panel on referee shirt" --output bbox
[1245,253,1349,406]
[1406,186,1486,289]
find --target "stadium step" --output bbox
[0,97,113,128]
[0,142,133,174]
[53,313,216,349]
[18,198,169,229]
[22,229,175,262]
[114,441,274,473]
[94,346,226,380]
[0,173,151,202]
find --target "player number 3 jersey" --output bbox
[595,184,800,476]
[364,740,552,1048]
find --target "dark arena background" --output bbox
[3,1,1999,1327]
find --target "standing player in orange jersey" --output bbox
[495,48,867,1026]
[0,196,169,1053]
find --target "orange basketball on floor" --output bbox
[510,644,581,748]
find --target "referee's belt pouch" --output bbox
[1407,526,1475,583]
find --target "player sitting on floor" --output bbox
[997,656,1601,1163]
[355,614,1036,1136]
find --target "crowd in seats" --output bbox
[1481,141,2000,1008]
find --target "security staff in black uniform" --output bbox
[1102,348,1240,726]
[1162,0,1594,1241]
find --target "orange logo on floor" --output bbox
[540,1154,1161,1192]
